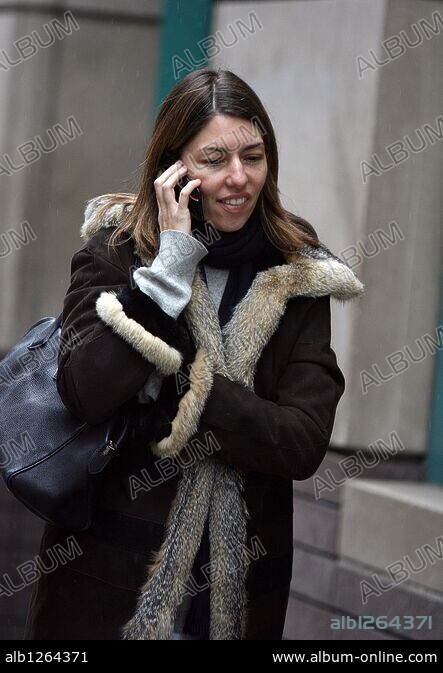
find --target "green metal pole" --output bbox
[427,271,443,485]
[151,0,213,132]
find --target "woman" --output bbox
[24,68,364,641]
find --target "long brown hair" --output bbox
[95,67,320,259]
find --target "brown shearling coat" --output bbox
[24,197,364,640]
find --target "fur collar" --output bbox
[81,194,365,304]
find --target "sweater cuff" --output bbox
[133,230,208,319]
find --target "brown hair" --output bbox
[95,67,320,259]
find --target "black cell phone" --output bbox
[158,155,203,221]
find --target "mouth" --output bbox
[217,196,250,213]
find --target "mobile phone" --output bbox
[158,156,203,221]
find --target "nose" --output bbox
[226,157,248,188]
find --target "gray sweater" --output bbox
[132,229,229,403]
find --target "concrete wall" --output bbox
[0,0,161,348]
[285,462,443,641]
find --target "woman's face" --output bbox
[179,114,268,233]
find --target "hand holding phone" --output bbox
[154,159,202,235]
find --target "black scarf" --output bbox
[195,204,284,326]
[182,205,285,639]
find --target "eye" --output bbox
[206,155,264,166]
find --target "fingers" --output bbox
[177,177,201,209]
[154,159,202,234]
[155,160,183,181]
[154,161,187,210]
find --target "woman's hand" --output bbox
[154,160,201,235]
